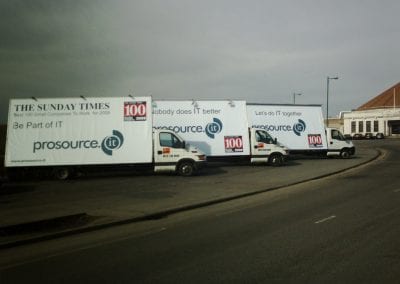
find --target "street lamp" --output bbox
[293,93,302,104]
[326,76,339,126]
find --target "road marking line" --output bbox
[315,215,336,224]
[393,189,400,193]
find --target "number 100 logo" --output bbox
[308,134,323,148]
[224,136,244,153]
[124,102,147,121]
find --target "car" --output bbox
[352,133,364,140]
[344,134,352,140]
[364,132,374,139]
[376,133,385,139]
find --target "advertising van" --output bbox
[153,100,288,166]
[5,96,206,179]
[246,104,355,158]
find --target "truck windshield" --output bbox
[256,130,275,144]
[159,132,184,148]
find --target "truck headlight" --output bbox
[196,155,206,161]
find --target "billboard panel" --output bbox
[246,104,328,150]
[5,97,153,167]
[153,100,250,156]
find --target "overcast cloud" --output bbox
[1,0,399,123]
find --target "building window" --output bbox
[389,120,400,134]
[374,120,379,132]
[351,121,356,133]
[358,121,364,133]
[366,121,371,132]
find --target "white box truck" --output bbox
[5,96,206,179]
[153,100,288,166]
[246,104,355,158]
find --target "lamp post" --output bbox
[326,76,339,126]
[293,93,302,104]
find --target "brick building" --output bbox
[343,82,400,138]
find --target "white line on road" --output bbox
[315,215,336,224]
[393,189,400,193]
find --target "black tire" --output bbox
[54,168,71,180]
[268,154,283,166]
[340,149,351,159]
[177,161,195,177]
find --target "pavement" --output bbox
[0,142,381,248]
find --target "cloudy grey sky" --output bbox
[1,0,399,123]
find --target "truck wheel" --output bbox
[177,161,195,177]
[269,154,283,167]
[340,149,351,159]
[54,168,70,180]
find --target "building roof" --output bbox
[357,82,400,110]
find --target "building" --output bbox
[343,82,400,138]
[325,117,344,132]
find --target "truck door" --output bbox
[328,129,345,148]
[154,131,186,172]
[250,129,273,163]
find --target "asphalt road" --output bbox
[1,140,400,283]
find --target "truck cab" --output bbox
[326,127,355,158]
[249,128,289,166]
[153,129,206,176]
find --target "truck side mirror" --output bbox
[182,141,186,149]
[274,138,277,144]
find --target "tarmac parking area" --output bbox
[0,141,380,247]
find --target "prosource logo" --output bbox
[32,130,124,156]
[153,117,223,139]
[101,130,124,155]
[293,119,306,136]
[205,118,223,139]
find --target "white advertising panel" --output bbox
[5,97,153,167]
[246,104,328,150]
[153,100,250,156]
